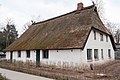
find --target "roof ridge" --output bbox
[33,5,95,25]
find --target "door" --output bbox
[10,51,13,62]
[36,50,40,66]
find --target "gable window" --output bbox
[94,31,96,40]
[87,49,92,61]
[106,35,108,42]
[18,51,21,58]
[100,33,103,41]
[108,49,111,58]
[26,50,30,58]
[42,50,49,59]
[94,49,99,60]
[101,49,104,59]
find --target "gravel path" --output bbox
[0,68,53,80]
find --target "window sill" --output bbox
[87,60,93,62]
[42,58,49,59]
[95,59,99,61]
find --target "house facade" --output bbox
[4,3,115,67]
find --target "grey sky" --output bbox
[0,0,120,35]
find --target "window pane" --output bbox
[87,49,92,60]
[18,51,21,58]
[94,49,98,60]
[106,35,108,42]
[101,49,104,59]
[42,50,49,59]
[100,34,103,41]
[26,50,30,58]
[94,31,96,40]
[108,49,111,58]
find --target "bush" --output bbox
[0,73,9,80]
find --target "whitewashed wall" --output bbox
[40,49,86,66]
[5,50,36,62]
[6,52,10,60]
[84,30,115,64]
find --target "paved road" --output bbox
[0,68,53,80]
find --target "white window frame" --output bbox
[87,49,92,61]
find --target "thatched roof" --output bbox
[4,5,115,51]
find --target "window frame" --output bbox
[101,49,104,59]
[108,49,111,59]
[94,31,96,40]
[94,49,99,60]
[26,50,30,58]
[42,50,49,59]
[100,33,103,41]
[18,50,21,58]
[106,35,108,42]
[87,49,92,61]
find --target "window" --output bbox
[18,51,21,58]
[108,49,111,58]
[94,49,99,60]
[106,35,108,42]
[87,49,92,61]
[101,49,104,59]
[94,31,96,40]
[100,34,103,41]
[42,50,49,59]
[26,50,30,58]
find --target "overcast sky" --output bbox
[0,0,120,35]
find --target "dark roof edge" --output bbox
[32,5,95,25]
[82,27,116,50]
[3,47,83,52]
[110,35,116,50]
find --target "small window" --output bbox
[18,51,21,58]
[94,49,99,60]
[101,49,104,59]
[100,34,103,41]
[108,49,111,58]
[26,50,30,58]
[42,50,49,59]
[87,49,92,61]
[106,35,108,42]
[94,31,96,40]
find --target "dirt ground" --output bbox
[0,60,120,80]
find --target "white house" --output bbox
[4,3,115,68]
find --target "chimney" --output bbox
[77,2,84,10]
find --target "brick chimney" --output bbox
[77,2,84,10]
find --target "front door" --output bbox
[36,50,40,66]
[10,51,13,62]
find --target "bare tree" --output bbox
[23,15,42,31]
[115,29,120,43]
[106,22,120,43]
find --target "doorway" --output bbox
[36,50,40,66]
[10,51,13,62]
